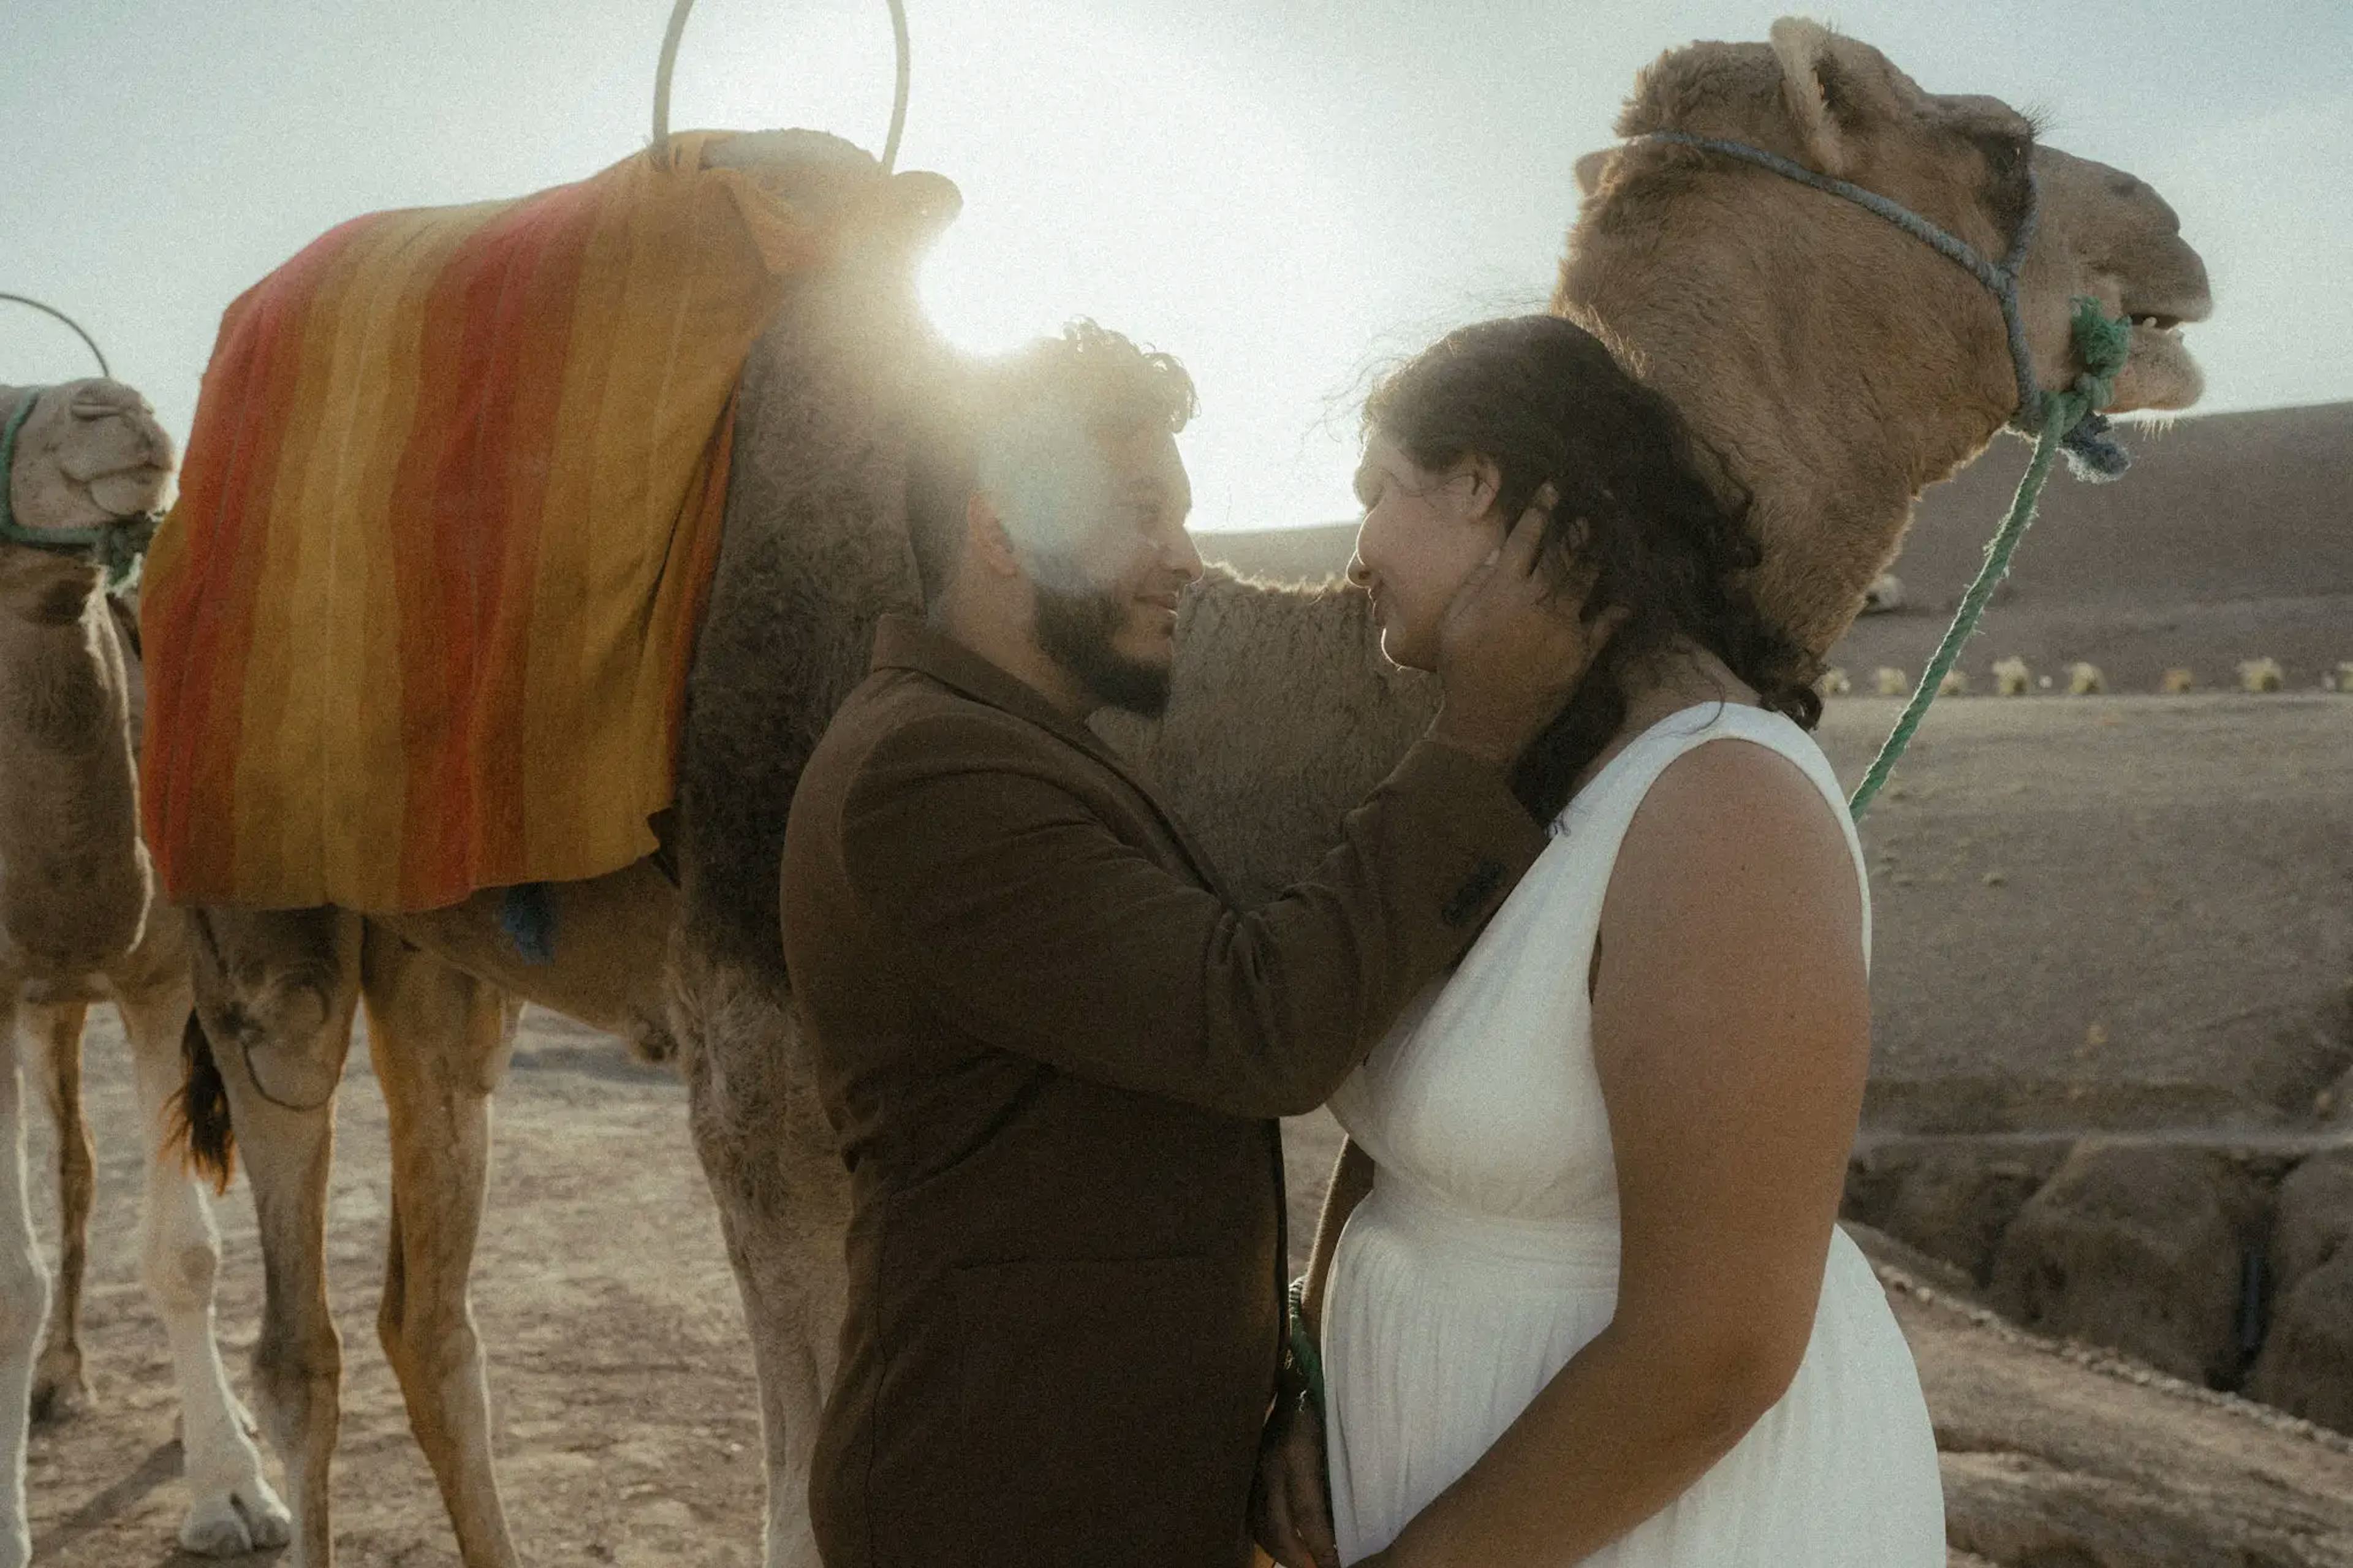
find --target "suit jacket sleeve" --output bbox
[835,711,1549,1118]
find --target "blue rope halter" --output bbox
[1627,132,2143,816]
[1637,131,2129,480]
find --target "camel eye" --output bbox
[1985,134,2031,179]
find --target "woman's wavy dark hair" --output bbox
[1365,314,1822,822]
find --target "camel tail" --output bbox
[169,1010,237,1194]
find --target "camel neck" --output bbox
[1558,191,2020,657]
[0,561,148,972]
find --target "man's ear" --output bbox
[966,492,1025,579]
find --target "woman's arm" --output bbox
[1303,1136,1376,1331]
[1252,1135,1376,1568]
[1367,740,1873,1568]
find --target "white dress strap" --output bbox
[1550,703,1870,966]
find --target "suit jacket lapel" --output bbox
[868,616,1238,901]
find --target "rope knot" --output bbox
[96,513,159,592]
[2048,297,2135,482]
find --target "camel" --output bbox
[0,377,289,1562]
[169,20,2207,1567]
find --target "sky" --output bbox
[5,1,2347,532]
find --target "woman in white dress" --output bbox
[1251,316,1944,1567]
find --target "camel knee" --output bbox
[140,1234,221,1318]
[137,1176,225,1312]
[375,1284,479,1391]
[252,1316,339,1414]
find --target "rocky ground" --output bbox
[1812,696,2352,1136]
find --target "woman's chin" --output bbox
[1377,626,1436,673]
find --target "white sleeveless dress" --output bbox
[1322,702,1944,1564]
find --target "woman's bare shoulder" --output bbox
[1605,731,1855,930]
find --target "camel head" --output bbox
[2,378,175,539]
[703,127,961,294]
[1558,18,2213,658]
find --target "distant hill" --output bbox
[1197,401,2353,693]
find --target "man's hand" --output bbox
[1429,488,1626,769]
[1249,1396,1339,1568]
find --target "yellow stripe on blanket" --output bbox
[143,133,828,912]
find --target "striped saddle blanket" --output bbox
[142,134,825,911]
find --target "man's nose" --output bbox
[1345,552,1373,589]
[1165,526,1204,585]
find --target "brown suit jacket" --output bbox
[781,615,1546,1568]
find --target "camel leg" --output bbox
[359,923,520,1568]
[116,978,294,1555]
[673,946,847,1568]
[23,1001,90,1425]
[0,999,46,1568]
[188,906,362,1568]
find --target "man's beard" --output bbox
[1033,581,1173,718]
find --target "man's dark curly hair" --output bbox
[907,319,1195,605]
[1365,314,1821,823]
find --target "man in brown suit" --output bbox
[782,322,1604,1567]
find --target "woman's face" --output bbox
[1347,431,1506,671]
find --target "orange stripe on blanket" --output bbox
[143,135,823,912]
[145,218,371,900]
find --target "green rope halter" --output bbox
[0,391,159,594]
[1844,297,2134,819]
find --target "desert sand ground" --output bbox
[18,686,2353,1565]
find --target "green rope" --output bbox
[1847,298,2134,820]
[1284,1276,1326,1415]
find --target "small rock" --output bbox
[2250,1249,2353,1434]
[1877,1149,2054,1283]
[2267,1151,2353,1295]
[1990,1141,2258,1387]
[2239,657,2286,692]
[1982,871,2007,887]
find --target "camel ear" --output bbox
[1770,17,1856,176]
[1572,149,1616,199]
